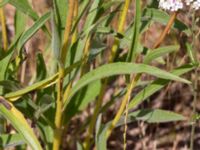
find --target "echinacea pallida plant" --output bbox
[0,0,198,150]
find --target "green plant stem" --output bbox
[106,11,178,138]
[60,0,75,66]
[63,0,79,105]
[0,5,7,148]
[71,0,78,45]
[53,0,75,149]
[0,5,8,51]
[53,69,64,150]
[63,0,79,104]
[83,1,131,149]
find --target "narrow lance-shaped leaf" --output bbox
[51,10,61,61]
[9,0,50,36]
[63,62,191,110]
[0,34,22,94]
[0,50,13,94]
[4,73,58,101]
[126,0,141,62]
[143,45,179,64]
[17,12,51,51]
[9,0,38,20]
[98,108,186,149]
[0,97,42,150]
[186,42,197,64]
[95,115,107,150]
[128,64,196,109]
[4,60,82,101]
[116,109,186,126]
[14,9,27,36]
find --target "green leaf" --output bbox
[128,64,196,109]
[0,33,21,94]
[5,60,82,100]
[143,45,179,64]
[88,39,106,61]
[9,0,38,20]
[9,0,50,37]
[0,50,14,94]
[114,109,186,127]
[95,115,107,150]
[0,97,42,150]
[71,0,90,33]
[36,52,47,81]
[53,0,68,36]
[63,62,191,110]
[126,0,141,62]
[51,11,61,61]
[186,42,197,64]
[17,12,51,51]
[0,134,25,148]
[65,80,101,121]
[83,0,102,32]
[37,121,53,150]
[14,9,27,36]
[66,0,103,66]
[4,73,58,101]
[75,80,101,111]
[126,109,186,123]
